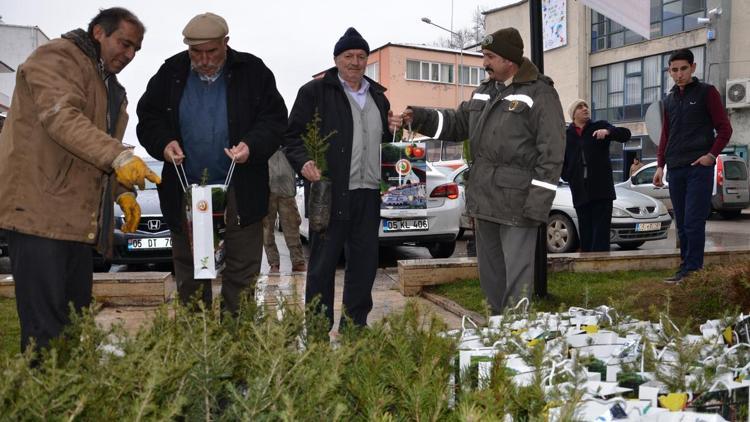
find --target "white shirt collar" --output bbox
[338,73,369,95]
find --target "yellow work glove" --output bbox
[116,192,141,233]
[112,151,161,190]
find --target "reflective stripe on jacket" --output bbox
[411,58,565,226]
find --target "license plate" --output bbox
[635,222,661,232]
[383,219,429,232]
[127,237,172,250]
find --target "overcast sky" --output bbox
[2,0,514,156]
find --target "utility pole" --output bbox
[529,0,548,298]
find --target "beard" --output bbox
[191,61,222,78]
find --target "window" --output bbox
[590,46,705,122]
[459,65,487,86]
[425,140,464,162]
[591,0,706,52]
[441,142,463,161]
[624,61,643,120]
[632,166,657,185]
[591,66,608,118]
[365,62,379,82]
[406,59,454,84]
[724,161,748,181]
[406,61,420,80]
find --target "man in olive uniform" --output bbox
[391,27,565,313]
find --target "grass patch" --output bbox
[0,298,20,357]
[428,263,750,329]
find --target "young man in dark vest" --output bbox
[653,49,733,283]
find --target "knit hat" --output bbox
[182,12,228,45]
[480,27,524,65]
[333,27,370,57]
[568,98,589,121]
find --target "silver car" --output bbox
[451,165,672,253]
[616,155,750,219]
[547,184,672,253]
[296,162,463,258]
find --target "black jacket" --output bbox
[284,67,390,220]
[136,48,288,231]
[663,79,716,168]
[561,120,631,207]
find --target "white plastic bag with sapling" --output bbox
[174,159,236,279]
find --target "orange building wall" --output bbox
[368,45,484,114]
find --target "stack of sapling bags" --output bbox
[443,299,750,421]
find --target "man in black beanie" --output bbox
[390,27,565,314]
[285,27,393,335]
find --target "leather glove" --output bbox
[112,151,161,190]
[116,192,141,233]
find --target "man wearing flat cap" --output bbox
[137,12,288,313]
[285,27,393,333]
[390,27,565,314]
[562,99,631,252]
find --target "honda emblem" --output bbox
[147,219,161,231]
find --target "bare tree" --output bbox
[469,5,486,46]
[431,5,486,49]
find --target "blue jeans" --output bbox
[667,164,714,272]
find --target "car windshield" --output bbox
[632,166,656,185]
[426,140,464,162]
[144,161,163,190]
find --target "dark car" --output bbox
[94,160,172,271]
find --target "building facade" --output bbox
[318,43,485,115]
[484,0,749,182]
[0,22,50,113]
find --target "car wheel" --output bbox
[547,213,578,253]
[719,209,742,219]
[616,241,645,250]
[428,241,456,259]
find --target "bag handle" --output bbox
[171,156,237,192]
[171,158,189,193]
[391,122,416,143]
[224,156,237,188]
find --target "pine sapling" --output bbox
[301,109,336,180]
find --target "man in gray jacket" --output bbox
[390,27,565,313]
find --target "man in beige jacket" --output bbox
[0,7,159,353]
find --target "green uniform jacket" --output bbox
[411,58,565,226]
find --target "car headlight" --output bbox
[611,207,630,218]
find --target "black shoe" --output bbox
[663,270,693,284]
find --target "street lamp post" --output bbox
[421,17,464,104]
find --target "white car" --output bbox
[617,156,750,219]
[296,162,463,258]
[452,165,673,253]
